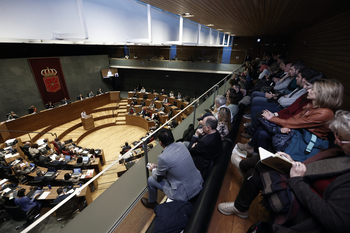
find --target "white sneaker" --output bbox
[243,114,251,119]
[218,202,249,218]
[243,122,252,128]
[231,153,244,177]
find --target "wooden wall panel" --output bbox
[287,10,350,110]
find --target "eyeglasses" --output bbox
[334,133,350,144]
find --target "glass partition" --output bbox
[19,64,243,233]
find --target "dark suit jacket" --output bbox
[39,155,51,167]
[53,194,70,203]
[189,131,223,177]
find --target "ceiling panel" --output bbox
[141,0,348,37]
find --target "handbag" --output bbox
[284,129,329,162]
[272,131,294,152]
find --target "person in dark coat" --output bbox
[188,116,223,179]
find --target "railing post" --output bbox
[224,76,227,93]
[144,139,150,182]
[192,101,197,125]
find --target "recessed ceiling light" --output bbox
[225,32,230,34]
[205,24,214,27]
[217,29,223,31]
[182,13,194,17]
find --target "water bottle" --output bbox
[48,184,51,189]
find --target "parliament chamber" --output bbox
[0,0,349,233]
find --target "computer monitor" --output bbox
[173,101,177,107]
[65,155,71,161]
[30,163,35,167]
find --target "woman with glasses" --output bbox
[219,110,350,232]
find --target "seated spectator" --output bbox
[63,173,80,185]
[97,88,103,95]
[151,89,156,94]
[88,91,94,97]
[232,84,243,101]
[217,107,231,140]
[140,107,147,115]
[220,110,350,232]
[140,100,146,107]
[141,128,203,209]
[153,94,159,101]
[241,79,343,158]
[159,89,166,95]
[78,94,85,100]
[61,98,70,105]
[34,170,45,181]
[242,70,324,141]
[140,87,146,93]
[128,108,135,114]
[148,101,155,110]
[46,101,55,109]
[189,116,223,178]
[13,163,30,176]
[169,91,174,97]
[28,143,40,158]
[120,142,131,154]
[8,111,19,120]
[15,188,41,212]
[177,92,182,99]
[38,152,52,167]
[249,63,307,122]
[75,157,83,166]
[272,62,293,94]
[53,187,70,203]
[52,155,66,166]
[30,105,37,114]
[226,92,239,120]
[162,97,168,104]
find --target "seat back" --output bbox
[4,205,27,221]
[51,198,79,217]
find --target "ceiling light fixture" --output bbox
[205,24,214,27]
[182,13,194,17]
[217,29,223,31]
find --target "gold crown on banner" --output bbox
[41,67,57,77]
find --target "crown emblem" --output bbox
[41,67,57,77]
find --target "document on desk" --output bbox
[38,191,50,200]
[0,179,9,186]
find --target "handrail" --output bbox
[0,130,57,141]
[21,63,243,233]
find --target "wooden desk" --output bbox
[66,158,102,173]
[56,169,98,190]
[1,92,120,142]
[125,114,154,131]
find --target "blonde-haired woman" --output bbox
[217,107,231,140]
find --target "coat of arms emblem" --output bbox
[41,67,61,92]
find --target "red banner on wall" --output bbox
[28,58,69,106]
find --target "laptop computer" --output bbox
[44,167,56,177]
[72,168,81,177]
[65,155,71,162]
[82,156,90,164]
